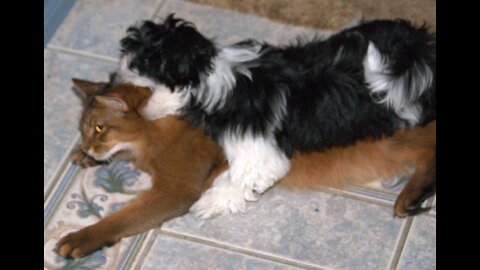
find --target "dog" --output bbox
[115,14,436,218]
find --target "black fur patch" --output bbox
[120,14,436,157]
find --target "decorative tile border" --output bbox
[44,160,153,269]
[44,135,80,200]
[44,163,80,227]
[44,49,117,188]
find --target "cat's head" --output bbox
[72,78,152,161]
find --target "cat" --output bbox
[55,79,224,258]
[55,78,435,258]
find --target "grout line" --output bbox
[128,230,157,270]
[44,133,81,201]
[46,45,119,63]
[150,0,169,20]
[345,185,398,202]
[387,217,414,270]
[159,229,329,270]
[312,185,395,208]
[118,232,152,270]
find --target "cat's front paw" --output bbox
[190,185,247,219]
[71,147,101,167]
[55,226,118,258]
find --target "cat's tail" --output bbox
[280,121,436,189]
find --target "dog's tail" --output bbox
[362,31,435,126]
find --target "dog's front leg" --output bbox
[190,133,291,218]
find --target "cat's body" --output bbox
[56,79,435,258]
[56,80,224,258]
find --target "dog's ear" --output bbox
[171,45,216,88]
[72,78,107,100]
[163,27,217,90]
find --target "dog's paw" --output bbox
[190,186,247,219]
[249,178,275,195]
[71,147,101,168]
[54,227,118,258]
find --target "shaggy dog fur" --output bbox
[116,14,435,218]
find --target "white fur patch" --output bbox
[363,42,433,125]
[333,46,345,65]
[87,142,135,161]
[269,89,288,131]
[189,171,248,218]
[190,131,291,218]
[140,87,188,120]
[193,44,262,113]
[221,131,291,194]
[117,55,158,89]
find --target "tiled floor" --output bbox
[43,0,436,269]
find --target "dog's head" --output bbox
[120,13,217,91]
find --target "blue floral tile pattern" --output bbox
[53,249,107,270]
[95,161,141,194]
[44,161,153,269]
[66,192,108,219]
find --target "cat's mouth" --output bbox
[87,151,113,162]
[86,143,135,161]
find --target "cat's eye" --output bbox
[95,125,104,133]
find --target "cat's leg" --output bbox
[55,188,198,258]
[71,146,103,167]
[394,153,436,217]
[190,133,291,218]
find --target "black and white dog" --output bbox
[115,14,436,218]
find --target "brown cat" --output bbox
[55,79,435,258]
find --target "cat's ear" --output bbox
[95,96,129,111]
[72,78,107,100]
[130,86,153,110]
